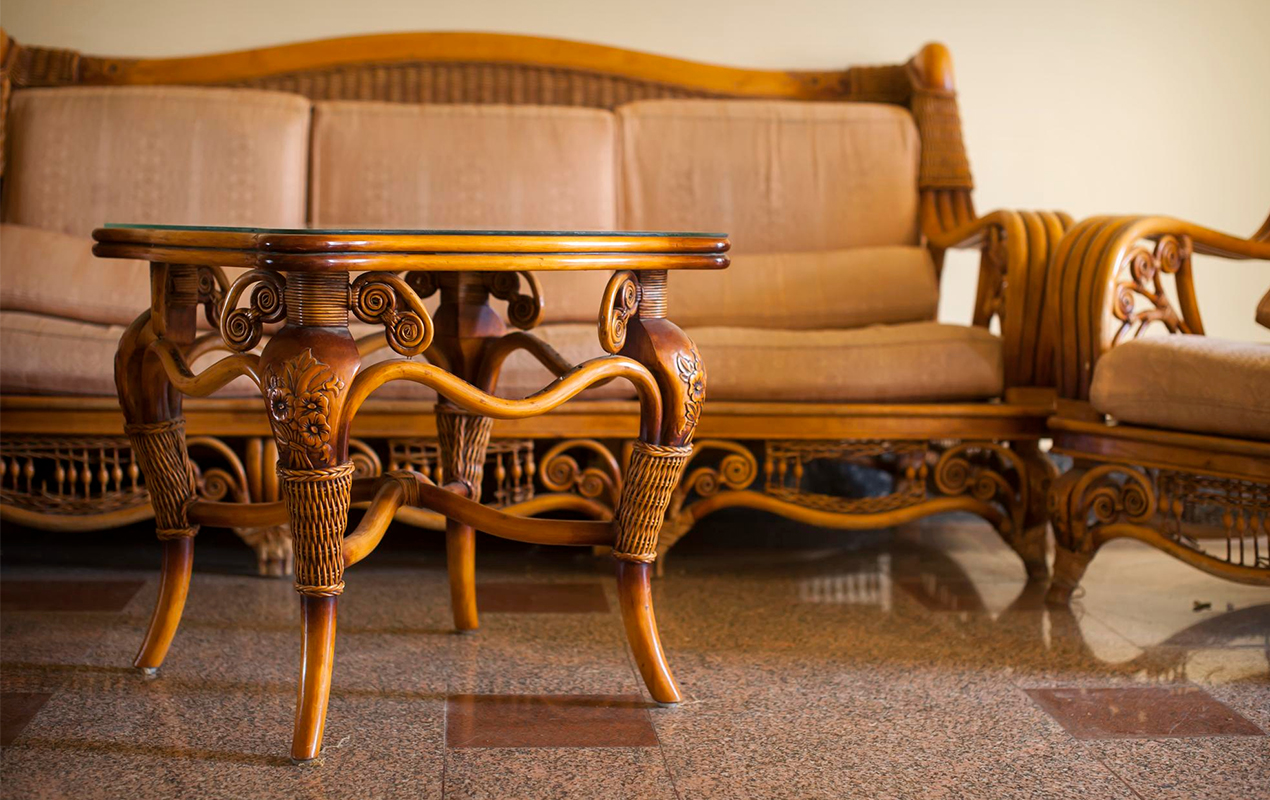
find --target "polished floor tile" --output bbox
[2,517,1268,799]
[0,580,144,612]
[446,694,657,748]
[1025,686,1265,739]
[1,692,52,746]
[474,582,609,614]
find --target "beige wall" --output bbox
[4,0,1268,342]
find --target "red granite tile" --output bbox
[446,694,657,748]
[0,580,144,612]
[475,582,609,614]
[1025,687,1265,739]
[1,692,52,746]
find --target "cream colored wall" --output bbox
[4,0,1268,342]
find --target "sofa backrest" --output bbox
[2,86,311,235]
[618,100,921,252]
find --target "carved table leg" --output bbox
[257,275,362,764]
[116,264,200,675]
[605,269,700,703]
[437,404,494,632]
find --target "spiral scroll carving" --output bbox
[485,271,545,330]
[196,266,230,329]
[932,442,1027,533]
[598,271,641,354]
[220,270,287,352]
[1112,234,1193,343]
[539,439,623,507]
[350,273,434,356]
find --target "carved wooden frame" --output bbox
[1044,213,1270,603]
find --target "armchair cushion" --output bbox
[618,99,921,253]
[2,87,311,236]
[1090,335,1270,440]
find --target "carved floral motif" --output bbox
[676,345,705,436]
[266,350,346,468]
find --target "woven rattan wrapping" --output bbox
[279,461,355,597]
[239,62,715,109]
[613,441,692,562]
[436,406,494,502]
[124,419,198,540]
[910,88,973,190]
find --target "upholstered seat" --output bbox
[1089,335,1270,440]
[0,310,1002,404]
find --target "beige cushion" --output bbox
[692,322,1002,402]
[0,224,149,325]
[1257,288,1270,330]
[2,86,311,236]
[0,311,259,397]
[1090,335,1270,440]
[618,100,920,254]
[667,246,937,329]
[310,101,621,325]
[1,314,1000,404]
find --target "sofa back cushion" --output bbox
[617,100,921,253]
[310,102,617,230]
[667,246,938,329]
[2,87,311,235]
[310,102,618,323]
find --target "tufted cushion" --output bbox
[1090,335,1270,440]
[618,100,921,254]
[2,86,311,236]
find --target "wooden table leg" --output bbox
[437,404,494,632]
[256,277,363,764]
[605,269,702,704]
[116,264,201,675]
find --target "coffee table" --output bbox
[91,225,729,763]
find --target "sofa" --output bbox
[0,30,1062,577]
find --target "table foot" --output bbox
[133,536,194,671]
[446,519,480,632]
[291,595,338,763]
[616,559,681,704]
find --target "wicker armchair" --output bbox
[1044,213,1270,602]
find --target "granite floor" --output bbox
[1,514,1267,799]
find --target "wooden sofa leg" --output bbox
[1046,546,1093,605]
[1015,442,1057,581]
[1044,467,1091,605]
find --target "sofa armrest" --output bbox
[1046,213,1270,401]
[927,209,1073,389]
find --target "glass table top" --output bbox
[105,224,725,238]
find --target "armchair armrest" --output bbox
[926,208,1073,388]
[1046,214,1270,401]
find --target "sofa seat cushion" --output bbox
[0,315,1001,405]
[1090,335,1270,440]
[691,322,1002,402]
[0,312,260,397]
[618,99,921,254]
[1,224,150,326]
[3,86,311,236]
[667,246,937,329]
